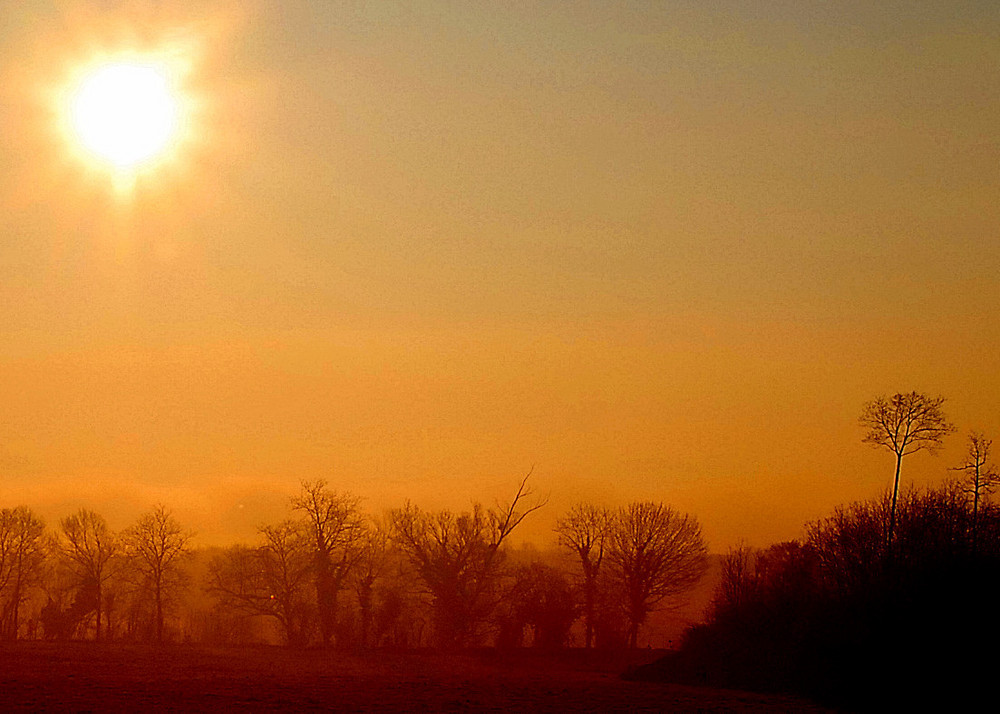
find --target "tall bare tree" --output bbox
[59,509,119,641]
[122,505,193,643]
[607,502,707,648]
[859,392,955,546]
[952,432,998,553]
[291,480,365,646]
[208,520,315,647]
[0,506,47,640]
[390,473,546,647]
[554,503,610,648]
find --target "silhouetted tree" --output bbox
[291,481,365,647]
[122,505,192,643]
[711,543,756,621]
[59,509,119,641]
[389,473,546,648]
[607,502,707,648]
[712,541,819,635]
[953,431,998,553]
[859,391,955,546]
[0,506,47,640]
[207,520,315,647]
[554,503,610,648]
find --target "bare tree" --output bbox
[952,432,998,553]
[122,505,193,643]
[710,541,819,628]
[607,502,708,648]
[207,520,315,647]
[859,392,955,546]
[291,481,365,646]
[807,497,891,597]
[389,472,546,648]
[554,503,611,648]
[59,509,119,641]
[0,506,47,640]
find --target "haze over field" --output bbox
[2,1,998,549]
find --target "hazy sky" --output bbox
[2,1,998,549]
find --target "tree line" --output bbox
[0,504,192,643]
[0,474,708,649]
[4,387,994,686]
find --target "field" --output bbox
[0,643,832,712]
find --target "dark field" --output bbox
[0,643,832,712]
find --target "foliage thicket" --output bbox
[638,483,1000,709]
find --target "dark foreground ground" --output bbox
[0,642,833,712]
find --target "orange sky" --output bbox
[2,1,998,550]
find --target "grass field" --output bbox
[0,642,833,712]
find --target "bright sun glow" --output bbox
[70,62,179,169]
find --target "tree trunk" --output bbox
[627,596,641,649]
[889,452,903,549]
[6,579,22,640]
[628,620,639,649]
[358,584,372,648]
[315,552,335,646]
[11,593,21,641]
[155,579,164,644]
[583,586,594,649]
[95,583,102,642]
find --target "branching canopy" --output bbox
[859,392,955,458]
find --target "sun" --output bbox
[69,61,180,170]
